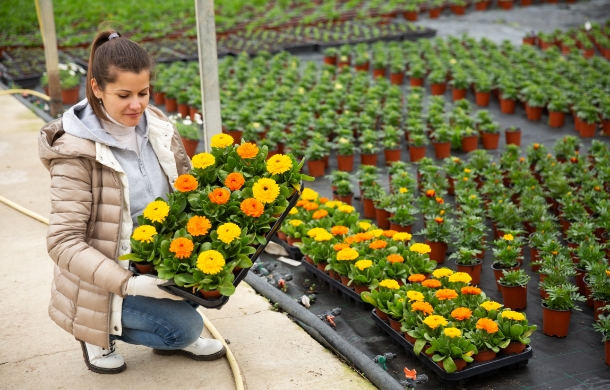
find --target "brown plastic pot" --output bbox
[362,198,376,219]
[473,349,496,362]
[372,68,386,79]
[328,269,341,281]
[549,111,566,128]
[526,105,543,121]
[165,97,177,112]
[277,231,287,242]
[189,106,200,119]
[390,73,404,85]
[134,263,153,274]
[340,276,351,287]
[410,77,424,87]
[520,0,533,6]
[451,4,466,14]
[481,132,500,150]
[502,341,526,354]
[500,283,528,310]
[523,36,537,45]
[505,129,521,146]
[575,267,588,296]
[389,318,402,332]
[390,222,413,233]
[384,148,401,166]
[431,83,446,95]
[426,240,447,264]
[61,86,80,105]
[287,237,302,246]
[461,135,478,153]
[605,340,610,366]
[375,309,389,322]
[452,88,467,101]
[354,63,369,72]
[224,130,243,145]
[429,7,441,18]
[178,103,190,118]
[475,1,490,10]
[500,98,516,114]
[354,284,370,294]
[603,119,610,136]
[153,91,166,105]
[456,260,483,286]
[337,193,353,205]
[438,358,467,372]
[409,145,427,162]
[337,154,354,172]
[492,262,520,291]
[475,91,491,107]
[316,262,328,272]
[542,304,572,337]
[594,299,610,321]
[580,121,597,138]
[201,289,221,299]
[181,137,199,158]
[433,141,451,159]
[403,10,418,21]
[376,208,391,229]
[307,159,325,177]
[498,0,514,9]
[323,56,337,66]
[361,153,378,166]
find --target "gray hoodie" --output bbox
[62,99,171,227]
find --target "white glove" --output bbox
[125,276,184,301]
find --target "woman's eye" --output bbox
[119,95,128,99]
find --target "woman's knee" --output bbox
[170,302,204,348]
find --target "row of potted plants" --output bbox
[524,21,610,60]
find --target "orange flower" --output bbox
[236,142,259,159]
[331,226,349,235]
[187,215,211,236]
[296,200,308,207]
[408,274,426,283]
[354,232,374,242]
[434,217,444,224]
[169,237,194,259]
[334,243,350,251]
[319,197,329,204]
[312,210,329,219]
[369,240,388,250]
[387,254,404,263]
[383,230,397,238]
[461,286,482,295]
[422,279,442,289]
[476,318,499,334]
[411,301,434,315]
[344,236,357,245]
[451,307,472,321]
[533,143,540,149]
[425,189,435,198]
[209,188,230,205]
[435,197,444,204]
[240,198,264,217]
[435,289,458,301]
[174,174,198,192]
[570,156,578,163]
[303,202,319,211]
[225,172,245,191]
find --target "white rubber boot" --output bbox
[153,337,226,361]
[79,340,126,374]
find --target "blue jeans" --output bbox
[110,296,203,350]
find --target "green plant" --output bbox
[335,179,354,196]
[409,133,429,147]
[499,269,530,287]
[426,328,477,373]
[543,284,585,311]
[388,202,419,226]
[170,115,201,141]
[593,308,610,342]
[449,247,481,265]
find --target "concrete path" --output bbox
[0,91,375,390]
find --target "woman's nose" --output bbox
[129,97,140,109]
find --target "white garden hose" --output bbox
[0,89,51,101]
[0,194,245,390]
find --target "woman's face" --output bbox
[92,69,150,127]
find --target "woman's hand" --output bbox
[125,275,184,301]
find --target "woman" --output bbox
[38,30,225,374]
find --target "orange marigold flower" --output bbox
[225,172,245,191]
[533,143,540,149]
[209,188,230,205]
[174,174,198,192]
[476,318,499,334]
[383,230,397,238]
[169,237,194,259]
[435,197,444,204]
[387,254,404,263]
[369,240,388,250]
[435,217,444,224]
[422,279,442,289]
[344,236,357,245]
[461,286,482,295]
[240,198,264,217]
[303,202,319,211]
[570,157,578,163]
[435,289,458,300]
[411,301,434,315]
[425,189,436,198]
[331,226,349,235]
[319,197,329,204]
[296,200,308,207]
[408,274,426,283]
[312,210,329,219]
[451,307,472,321]
[236,142,259,159]
[333,243,350,251]
[187,215,212,236]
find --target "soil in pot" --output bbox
[461,135,478,153]
[492,262,520,291]
[505,129,522,146]
[426,240,447,264]
[500,283,528,310]
[481,132,500,150]
[433,141,451,159]
[456,260,483,285]
[542,303,572,337]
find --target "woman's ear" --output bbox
[91,78,102,99]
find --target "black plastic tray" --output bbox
[371,309,533,386]
[270,235,303,259]
[301,257,374,310]
[157,183,303,309]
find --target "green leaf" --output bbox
[157,269,175,280]
[413,339,426,355]
[510,324,524,338]
[442,357,456,373]
[175,273,196,285]
[118,253,141,261]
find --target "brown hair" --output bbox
[86,30,154,122]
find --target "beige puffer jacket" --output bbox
[39,104,191,348]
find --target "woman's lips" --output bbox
[125,113,140,118]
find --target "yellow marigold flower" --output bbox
[169,237,194,259]
[355,260,373,271]
[300,188,319,201]
[410,243,432,254]
[290,220,303,227]
[422,279,442,288]
[501,310,526,322]
[407,290,424,302]
[448,272,472,284]
[289,207,298,215]
[464,168,471,173]
[267,154,293,175]
[217,222,241,244]
[211,133,234,148]
[324,201,340,208]
[253,178,280,204]
[444,327,461,338]
[379,279,400,290]
[399,187,408,193]
[337,247,359,261]
[192,153,215,169]
[463,177,469,181]
[435,289,458,301]
[371,229,384,237]
[392,232,412,241]
[132,225,157,243]
[480,301,503,312]
[606,270,610,277]
[503,234,514,241]
[314,231,334,242]
[359,222,372,231]
[423,315,448,329]
[338,205,355,213]
[411,301,434,315]
[451,307,472,321]
[187,215,212,236]
[476,318,499,334]
[432,268,454,278]
[408,274,426,283]
[143,200,170,223]
[197,250,225,275]
[307,227,327,238]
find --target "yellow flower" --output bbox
[503,234,514,241]
[379,279,400,290]
[407,290,424,302]
[289,207,298,215]
[480,301,503,312]
[423,315,448,329]
[324,201,340,208]
[290,220,303,227]
[338,205,355,213]
[301,188,319,201]
[606,270,610,277]
[370,229,383,237]
[501,310,526,322]
[314,231,334,242]
[432,268,454,278]
[253,178,280,204]
[409,243,432,254]
[399,187,408,193]
[143,200,170,223]
[444,327,461,338]
[448,272,472,284]
[359,222,371,231]
[337,248,359,261]
[307,227,327,238]
[267,154,293,175]
[217,222,241,244]
[392,232,412,241]
[132,225,157,243]
[355,260,373,271]
[464,168,471,173]
[211,133,234,148]
[197,250,225,275]
[192,153,215,169]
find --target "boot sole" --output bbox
[152,346,227,361]
[79,341,127,374]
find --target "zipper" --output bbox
[108,169,124,348]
